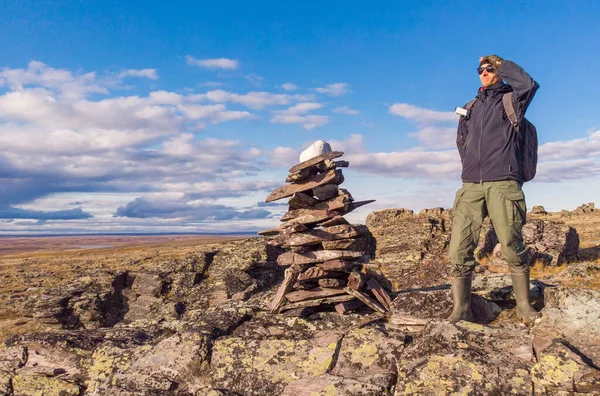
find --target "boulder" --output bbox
[572,202,595,215]
[478,218,579,266]
[365,208,452,291]
[299,140,332,163]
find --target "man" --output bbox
[448,54,539,322]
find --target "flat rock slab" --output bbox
[279,213,339,230]
[396,320,534,395]
[317,259,356,272]
[112,332,211,392]
[210,333,342,395]
[280,294,354,312]
[280,208,337,223]
[317,215,350,227]
[266,169,343,203]
[278,250,363,266]
[282,225,360,247]
[289,151,344,173]
[281,373,391,396]
[270,266,301,313]
[330,327,405,379]
[298,267,343,281]
[285,287,346,303]
[11,375,83,396]
[531,286,600,393]
[286,167,320,183]
[322,237,368,251]
[259,222,308,236]
[313,191,353,211]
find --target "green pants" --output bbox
[449,180,529,274]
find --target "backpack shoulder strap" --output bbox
[502,92,520,132]
[465,98,477,111]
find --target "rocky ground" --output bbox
[0,205,599,395]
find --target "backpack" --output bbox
[465,92,538,182]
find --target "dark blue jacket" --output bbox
[456,60,539,183]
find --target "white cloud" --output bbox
[349,149,462,179]
[119,69,158,80]
[177,103,256,123]
[191,89,313,110]
[149,90,183,105]
[0,60,108,101]
[389,103,458,124]
[535,158,600,182]
[271,114,329,130]
[269,146,300,166]
[409,126,457,149]
[327,134,366,154]
[162,133,196,156]
[281,82,297,91]
[332,105,359,115]
[185,56,239,70]
[270,102,329,130]
[538,130,600,161]
[315,82,351,97]
[286,102,323,114]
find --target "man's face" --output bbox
[478,63,501,87]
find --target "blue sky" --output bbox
[1,1,599,234]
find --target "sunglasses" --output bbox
[477,66,496,75]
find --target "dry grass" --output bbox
[561,273,600,290]
[529,259,568,278]
[0,234,250,259]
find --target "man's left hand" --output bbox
[480,55,503,69]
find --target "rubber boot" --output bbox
[510,272,539,320]
[447,276,475,323]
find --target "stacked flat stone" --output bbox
[259,151,392,315]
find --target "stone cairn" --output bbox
[259,150,393,315]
